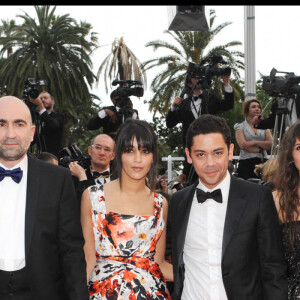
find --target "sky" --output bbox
[1,5,300,122]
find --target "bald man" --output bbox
[0,96,88,299]
[69,134,115,205]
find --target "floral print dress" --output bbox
[88,184,171,300]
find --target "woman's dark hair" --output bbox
[275,120,300,248]
[186,114,232,152]
[113,119,158,191]
[242,99,261,117]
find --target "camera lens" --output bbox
[28,88,39,99]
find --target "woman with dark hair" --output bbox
[273,120,300,300]
[81,119,172,299]
[234,99,273,180]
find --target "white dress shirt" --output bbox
[95,168,111,185]
[182,171,231,300]
[0,155,28,271]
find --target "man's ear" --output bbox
[185,147,193,164]
[88,146,92,157]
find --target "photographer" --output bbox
[87,84,140,138]
[68,134,115,206]
[29,91,64,158]
[166,60,234,180]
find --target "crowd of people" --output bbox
[1,62,300,299]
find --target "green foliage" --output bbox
[0,5,98,147]
[142,9,244,116]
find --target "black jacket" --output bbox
[169,175,287,300]
[87,106,139,138]
[35,110,64,157]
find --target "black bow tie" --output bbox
[0,166,23,183]
[196,188,222,204]
[92,170,111,179]
[193,94,202,101]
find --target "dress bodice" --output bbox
[87,184,170,300]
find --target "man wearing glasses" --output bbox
[69,134,115,206]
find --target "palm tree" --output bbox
[0,5,98,146]
[142,9,244,116]
[0,19,16,57]
[96,36,147,94]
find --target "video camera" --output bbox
[186,55,231,90]
[262,68,300,97]
[22,78,47,105]
[111,79,144,108]
[58,144,91,169]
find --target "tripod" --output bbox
[259,96,293,157]
[270,105,291,156]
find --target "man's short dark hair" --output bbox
[186,114,231,151]
[110,90,118,100]
[37,152,58,163]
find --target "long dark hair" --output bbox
[275,120,300,248]
[113,119,158,191]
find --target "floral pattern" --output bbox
[88,184,171,300]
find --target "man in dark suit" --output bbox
[166,73,234,181]
[68,133,115,206]
[29,91,64,158]
[87,90,139,139]
[169,114,287,300]
[0,96,88,299]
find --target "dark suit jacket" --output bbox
[166,91,234,147]
[25,154,89,300]
[169,175,287,300]
[87,105,139,138]
[34,110,64,158]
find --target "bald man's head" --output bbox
[0,96,36,167]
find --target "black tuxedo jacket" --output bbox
[24,154,89,299]
[166,91,234,147]
[169,175,287,300]
[87,105,139,138]
[39,110,64,157]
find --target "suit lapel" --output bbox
[25,154,40,259]
[176,181,198,257]
[222,176,248,258]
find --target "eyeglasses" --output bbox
[91,145,113,153]
[160,179,168,182]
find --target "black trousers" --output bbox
[0,267,32,300]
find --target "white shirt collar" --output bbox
[0,154,28,171]
[197,170,231,201]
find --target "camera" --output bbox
[58,144,91,169]
[111,79,144,108]
[168,179,185,191]
[22,78,47,104]
[262,68,300,97]
[186,55,231,89]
